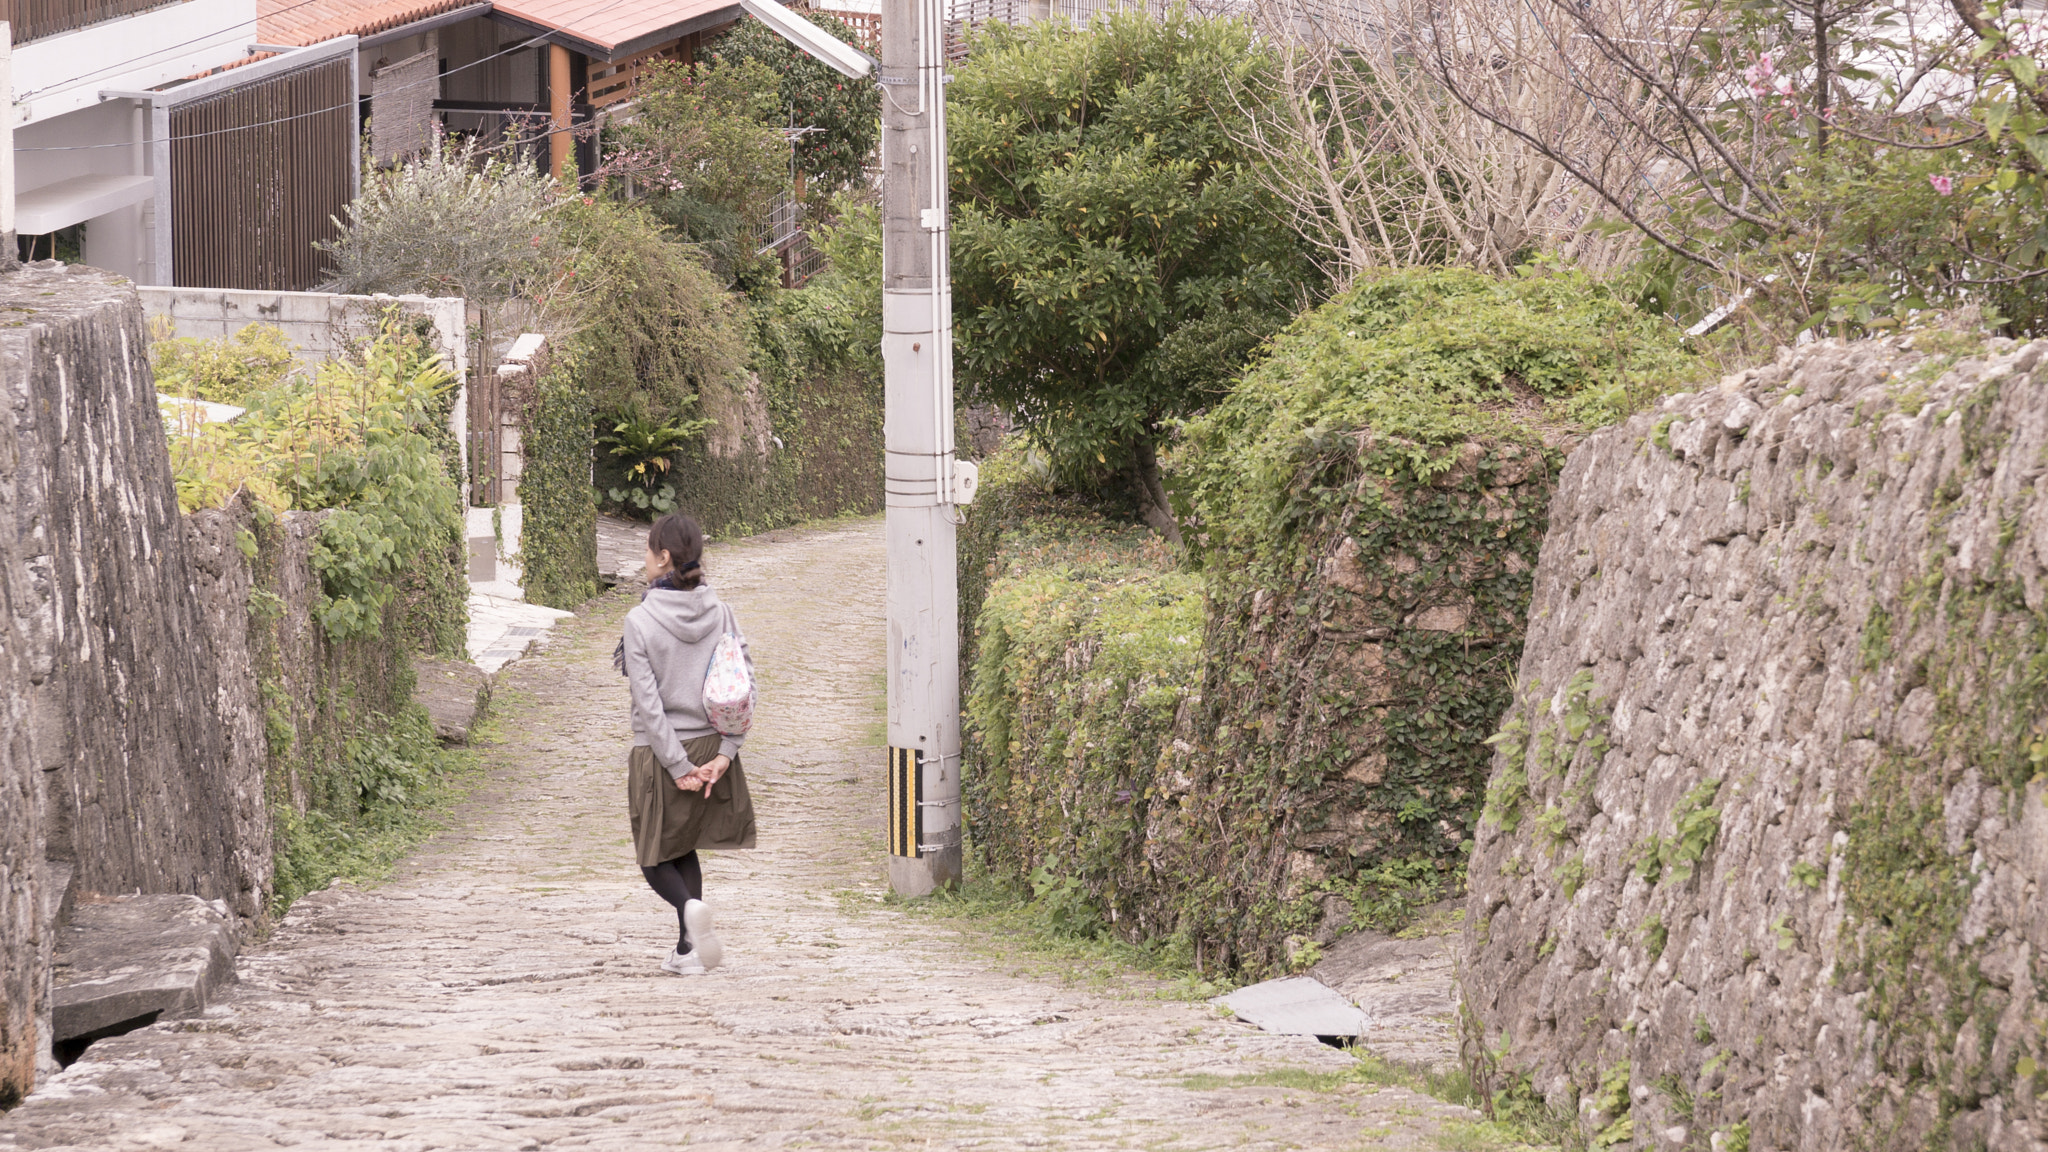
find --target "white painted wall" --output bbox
[11,0,256,127]
[13,98,150,275]
[1,24,14,243]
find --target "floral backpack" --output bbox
[703,603,754,735]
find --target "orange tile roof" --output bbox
[491,0,741,60]
[259,0,483,45]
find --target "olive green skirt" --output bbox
[627,736,756,867]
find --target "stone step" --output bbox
[42,860,76,935]
[412,656,492,744]
[50,894,238,1056]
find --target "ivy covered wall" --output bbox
[963,269,1698,973]
[519,361,601,611]
[596,295,886,539]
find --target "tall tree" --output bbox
[710,13,882,198]
[949,11,1317,539]
[1427,0,2048,334]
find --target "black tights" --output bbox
[641,852,702,953]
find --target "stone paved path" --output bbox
[1,519,1482,1150]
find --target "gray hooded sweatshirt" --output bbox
[623,585,752,780]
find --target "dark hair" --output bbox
[647,513,705,590]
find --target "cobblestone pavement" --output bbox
[1,519,1482,1151]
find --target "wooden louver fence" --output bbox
[171,56,354,291]
[815,7,880,52]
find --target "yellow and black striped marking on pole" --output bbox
[888,746,923,858]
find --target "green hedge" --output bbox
[519,361,600,610]
[964,268,1700,973]
[967,528,1200,939]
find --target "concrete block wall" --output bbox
[138,287,470,487]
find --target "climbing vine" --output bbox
[518,359,600,610]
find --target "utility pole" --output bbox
[879,0,966,896]
[737,0,972,896]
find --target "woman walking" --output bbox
[620,513,756,975]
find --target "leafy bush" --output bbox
[558,194,751,424]
[603,59,788,289]
[710,14,881,196]
[600,410,712,515]
[948,10,1317,534]
[319,135,574,327]
[269,703,472,913]
[778,192,883,371]
[966,268,1703,972]
[166,315,467,645]
[967,522,1201,936]
[1176,266,1699,559]
[150,321,299,403]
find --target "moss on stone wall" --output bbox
[1456,332,2048,1150]
[963,269,1696,974]
[967,527,1199,934]
[233,506,464,913]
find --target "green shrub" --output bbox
[269,702,472,913]
[559,194,749,427]
[948,10,1316,526]
[1177,265,1698,560]
[709,14,880,195]
[965,268,1701,972]
[150,320,299,403]
[165,313,467,649]
[967,524,1199,934]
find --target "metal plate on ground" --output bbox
[1216,976,1368,1039]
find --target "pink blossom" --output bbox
[1743,53,1791,99]
[1929,174,1954,196]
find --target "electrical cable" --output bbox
[16,0,333,103]
[918,0,953,504]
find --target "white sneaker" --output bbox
[684,899,723,970]
[661,948,705,975]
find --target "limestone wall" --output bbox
[0,264,253,1102]
[2,267,259,907]
[962,435,1559,973]
[1462,334,2048,1150]
[0,267,430,1106]
[138,287,466,380]
[0,299,51,1109]
[1150,438,1554,965]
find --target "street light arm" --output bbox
[739,0,877,79]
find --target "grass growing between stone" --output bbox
[862,851,1233,1002]
[1177,1056,1563,1150]
[268,698,498,916]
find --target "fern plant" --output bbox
[600,410,712,515]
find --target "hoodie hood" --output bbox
[638,585,724,645]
